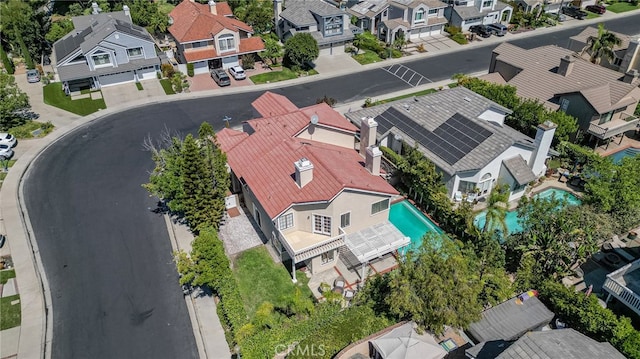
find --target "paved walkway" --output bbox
[1,8,639,359]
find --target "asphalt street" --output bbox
[23,14,640,359]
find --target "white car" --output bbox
[228,66,246,80]
[0,133,17,148]
[0,144,14,160]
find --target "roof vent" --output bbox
[464,97,472,102]
[403,103,411,111]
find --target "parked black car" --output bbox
[469,25,492,38]
[561,6,588,19]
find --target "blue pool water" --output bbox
[389,200,443,250]
[608,147,640,164]
[474,188,581,236]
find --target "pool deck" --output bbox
[594,133,640,157]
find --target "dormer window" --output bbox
[482,0,493,7]
[92,53,111,67]
[428,8,438,16]
[415,8,425,22]
[218,34,235,53]
[127,47,143,58]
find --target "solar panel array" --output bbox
[377,107,493,165]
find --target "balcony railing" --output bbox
[603,259,640,317]
[587,114,640,139]
[275,228,345,263]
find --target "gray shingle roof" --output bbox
[348,0,388,17]
[53,27,93,64]
[467,296,554,343]
[309,27,356,45]
[280,0,346,26]
[56,56,160,82]
[345,87,539,176]
[503,155,537,185]
[495,329,626,359]
[71,11,131,30]
[486,43,640,114]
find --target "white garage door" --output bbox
[222,55,239,69]
[138,67,157,80]
[99,71,135,87]
[428,26,441,36]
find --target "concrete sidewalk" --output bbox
[1,8,638,359]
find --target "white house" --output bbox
[53,4,160,90]
[444,0,512,31]
[346,87,557,202]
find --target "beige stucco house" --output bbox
[483,43,640,145]
[217,92,409,280]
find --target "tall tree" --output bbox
[582,23,622,65]
[482,184,509,234]
[46,19,75,44]
[283,32,319,70]
[0,45,14,74]
[261,37,283,66]
[0,0,48,66]
[0,71,31,130]
[234,0,273,34]
[387,234,483,334]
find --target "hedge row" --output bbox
[539,281,640,359]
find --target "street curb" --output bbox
[1,9,638,359]
[163,215,208,359]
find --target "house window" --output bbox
[127,47,143,58]
[92,53,111,66]
[324,16,343,37]
[428,9,438,16]
[340,212,351,228]
[313,215,331,235]
[482,0,492,7]
[321,250,335,264]
[599,111,613,124]
[371,199,390,215]
[191,41,208,48]
[560,98,570,112]
[613,57,623,66]
[383,9,388,16]
[254,205,261,226]
[415,9,425,22]
[218,34,235,52]
[278,213,294,230]
[458,180,476,194]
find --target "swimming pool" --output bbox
[389,200,443,250]
[607,147,640,164]
[474,188,581,236]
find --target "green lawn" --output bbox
[43,83,106,116]
[585,11,601,19]
[250,67,298,84]
[234,246,313,318]
[1,269,15,284]
[606,2,640,12]
[135,82,143,91]
[353,50,383,65]
[159,79,175,95]
[0,295,21,330]
[448,82,459,88]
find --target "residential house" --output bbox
[274,0,360,55]
[513,0,564,14]
[603,258,640,318]
[444,0,512,31]
[217,91,409,280]
[567,26,640,74]
[168,0,264,74]
[348,0,449,43]
[345,87,557,203]
[482,43,640,145]
[53,3,160,90]
[467,329,626,358]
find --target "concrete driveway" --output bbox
[100,79,166,108]
[313,53,362,74]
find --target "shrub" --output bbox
[161,63,175,78]
[19,37,34,69]
[186,63,194,77]
[1,46,14,74]
[9,121,54,139]
[416,44,426,53]
[445,25,461,35]
[451,33,468,45]
[391,49,402,58]
[316,95,336,107]
[241,54,255,69]
[170,71,189,93]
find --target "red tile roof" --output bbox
[251,91,299,117]
[169,0,253,43]
[215,2,233,17]
[218,93,396,218]
[183,37,264,62]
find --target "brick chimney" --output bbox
[365,146,382,176]
[359,117,378,158]
[558,55,575,77]
[208,0,217,15]
[294,158,314,188]
[529,121,557,177]
[623,69,639,84]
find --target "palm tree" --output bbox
[482,184,509,234]
[581,23,622,65]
